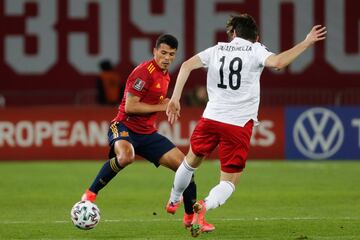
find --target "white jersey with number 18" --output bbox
[197,37,274,127]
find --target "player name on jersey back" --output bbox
[218,45,252,52]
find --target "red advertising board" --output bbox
[249,107,284,159]
[0,106,115,160]
[0,106,284,160]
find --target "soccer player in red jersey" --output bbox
[81,34,213,231]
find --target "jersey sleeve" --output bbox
[126,69,152,98]
[197,46,216,68]
[254,42,274,67]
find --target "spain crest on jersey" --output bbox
[120,131,129,137]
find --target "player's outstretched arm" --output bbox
[265,25,327,70]
[166,55,203,124]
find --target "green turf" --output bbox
[0,160,359,239]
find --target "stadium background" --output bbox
[1,1,360,239]
[0,0,359,161]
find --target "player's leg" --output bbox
[191,119,252,236]
[134,133,195,216]
[195,121,253,210]
[159,148,198,221]
[190,171,239,237]
[134,131,205,228]
[160,147,212,230]
[202,171,239,211]
[158,148,196,221]
[158,147,191,212]
[191,120,253,236]
[82,122,136,202]
[168,118,218,234]
[167,148,204,205]
[169,118,219,205]
[204,120,253,210]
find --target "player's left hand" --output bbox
[166,99,180,124]
[305,25,327,45]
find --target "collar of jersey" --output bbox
[151,59,167,75]
[230,37,253,45]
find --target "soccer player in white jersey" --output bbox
[165,14,326,237]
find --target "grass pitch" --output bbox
[0,160,359,239]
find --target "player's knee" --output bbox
[116,151,135,167]
[159,147,184,171]
[117,144,135,167]
[114,141,135,168]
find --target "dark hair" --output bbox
[99,59,113,71]
[226,14,258,43]
[155,34,178,50]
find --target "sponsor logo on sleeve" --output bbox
[133,78,145,91]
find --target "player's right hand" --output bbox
[160,98,170,109]
[166,99,181,124]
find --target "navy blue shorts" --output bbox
[108,121,176,167]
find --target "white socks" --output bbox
[169,158,196,203]
[204,181,235,211]
[169,158,236,212]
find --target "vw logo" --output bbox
[293,107,344,159]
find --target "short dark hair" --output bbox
[155,34,178,50]
[226,14,258,43]
[99,59,113,71]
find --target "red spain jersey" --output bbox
[112,59,170,134]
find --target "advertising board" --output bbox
[286,107,360,159]
[0,106,284,160]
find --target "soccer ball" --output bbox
[70,200,101,230]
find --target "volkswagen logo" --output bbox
[293,107,344,159]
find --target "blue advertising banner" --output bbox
[286,107,360,160]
